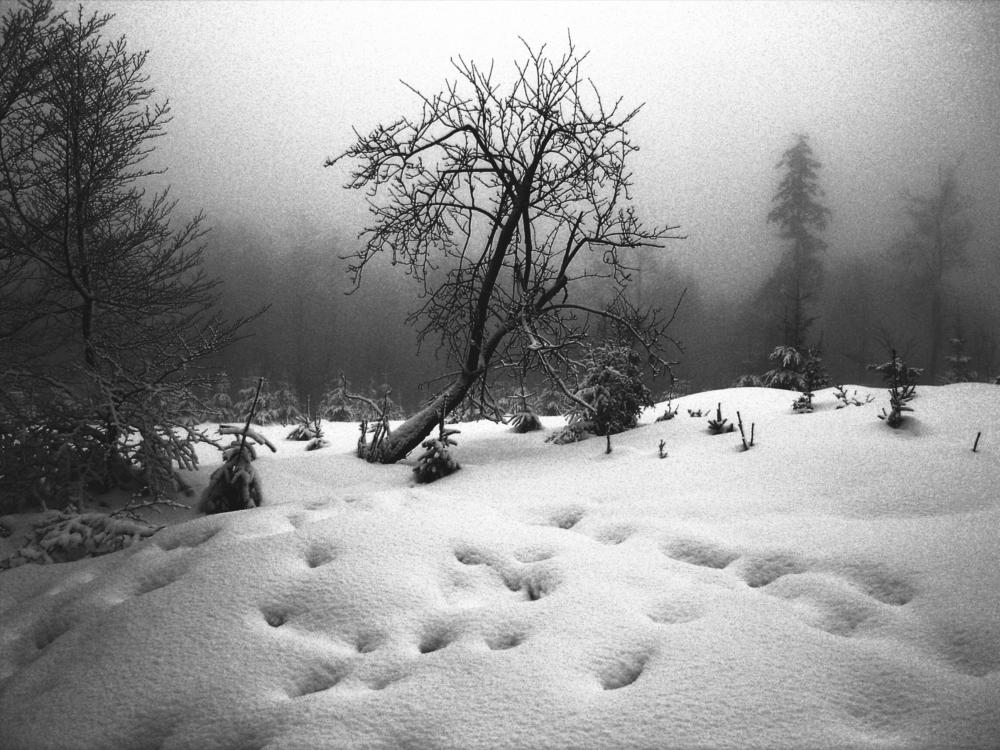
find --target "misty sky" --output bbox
[74,0,1000,294]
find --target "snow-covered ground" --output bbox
[1,385,998,749]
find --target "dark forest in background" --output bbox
[202,161,999,415]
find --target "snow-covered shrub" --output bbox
[0,505,160,569]
[206,372,238,422]
[535,384,566,417]
[707,403,735,434]
[510,409,543,433]
[508,383,544,433]
[655,402,679,422]
[264,379,302,425]
[732,374,764,387]
[317,381,360,422]
[319,376,405,424]
[763,345,829,412]
[198,424,277,514]
[305,431,328,452]
[545,422,590,445]
[413,417,460,483]
[233,377,302,426]
[833,385,873,409]
[868,349,921,428]
[286,414,319,441]
[569,344,652,436]
[657,379,692,402]
[0,378,202,513]
[943,332,976,383]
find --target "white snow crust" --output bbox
[1,385,998,749]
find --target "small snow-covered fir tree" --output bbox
[707,403,735,434]
[233,377,302,426]
[570,344,653,436]
[199,424,277,513]
[943,324,976,383]
[868,349,922,428]
[208,372,237,422]
[509,383,543,433]
[262,378,302,425]
[763,345,828,412]
[318,378,360,421]
[413,412,460,483]
[199,381,278,513]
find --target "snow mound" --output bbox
[1,385,999,749]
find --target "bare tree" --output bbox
[0,2,253,508]
[890,162,971,382]
[326,38,684,463]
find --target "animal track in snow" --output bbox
[485,624,528,651]
[363,667,407,690]
[592,524,634,546]
[155,522,220,552]
[510,565,560,601]
[303,542,337,569]
[764,572,882,637]
[287,661,348,698]
[418,623,458,654]
[834,562,915,606]
[646,596,705,625]
[354,631,383,654]
[599,649,650,690]
[931,623,1000,677]
[512,546,556,564]
[661,537,740,570]
[132,554,191,597]
[32,614,74,650]
[742,556,919,638]
[737,551,809,588]
[262,606,292,628]
[453,545,487,566]
[450,542,561,603]
[549,506,586,530]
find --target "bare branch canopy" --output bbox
[326,37,685,462]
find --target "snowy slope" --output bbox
[1,385,998,749]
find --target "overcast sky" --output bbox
[72,0,1000,291]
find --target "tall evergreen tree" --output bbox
[761,134,831,349]
[890,163,971,382]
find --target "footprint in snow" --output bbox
[736,551,809,587]
[599,649,651,690]
[661,537,740,570]
[287,660,350,698]
[485,627,527,651]
[155,521,221,552]
[646,595,705,625]
[302,541,337,569]
[548,506,586,530]
[418,622,459,654]
[512,545,557,563]
[592,524,634,546]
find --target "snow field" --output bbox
[1,384,998,749]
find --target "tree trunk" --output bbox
[374,371,479,463]
[927,286,942,383]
